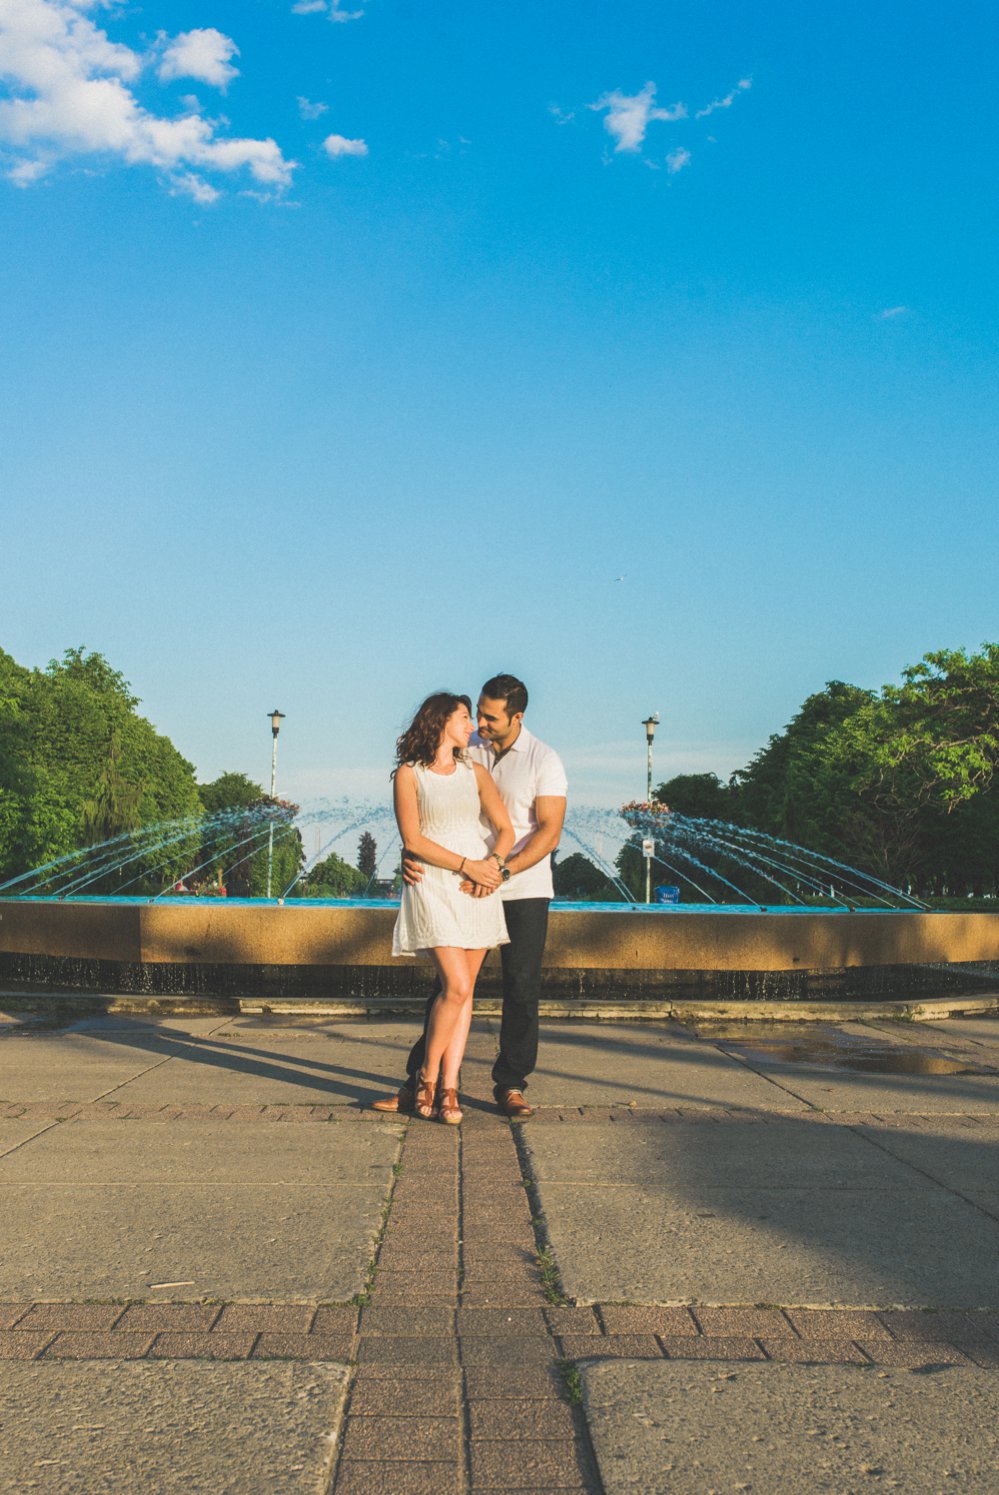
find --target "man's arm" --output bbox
[505,796,566,878]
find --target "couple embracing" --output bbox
[372,674,567,1124]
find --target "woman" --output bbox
[392,691,515,1123]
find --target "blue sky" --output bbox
[2,0,997,811]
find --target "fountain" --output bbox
[0,800,997,1017]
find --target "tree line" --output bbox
[4,642,995,903]
[554,644,999,903]
[0,647,375,897]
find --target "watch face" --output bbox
[501,867,511,881]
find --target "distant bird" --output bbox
[613,574,626,582]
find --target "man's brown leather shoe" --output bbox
[494,1087,533,1119]
[371,1084,415,1114]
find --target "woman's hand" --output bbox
[463,857,502,889]
[461,880,495,898]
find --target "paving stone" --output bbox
[457,1309,548,1336]
[461,1246,537,1267]
[468,1399,577,1439]
[461,1199,531,1215]
[957,1341,999,1367]
[460,1337,558,1366]
[460,1288,550,1308]
[303,1304,358,1334]
[0,1331,53,1359]
[855,1339,972,1366]
[878,1310,999,1342]
[148,1332,256,1359]
[357,1337,459,1366]
[334,1460,461,1495]
[558,1334,662,1360]
[463,1365,567,1399]
[693,1306,794,1337]
[360,1306,454,1336]
[252,1333,353,1360]
[351,1362,461,1384]
[758,1337,868,1363]
[599,1306,698,1336]
[378,1247,456,1273]
[469,1439,585,1489]
[784,1308,892,1339]
[544,1307,601,1336]
[461,1264,543,1283]
[388,1207,458,1225]
[373,1286,458,1306]
[659,1335,767,1360]
[0,1304,30,1330]
[44,1332,155,1359]
[349,1378,462,1417]
[116,1304,221,1333]
[340,1416,461,1460]
[388,1227,458,1251]
[17,1304,125,1331]
[214,1304,318,1334]
[373,1268,457,1290]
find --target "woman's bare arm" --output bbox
[393,766,501,887]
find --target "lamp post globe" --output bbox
[266,710,286,899]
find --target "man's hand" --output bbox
[401,851,425,888]
[460,879,494,898]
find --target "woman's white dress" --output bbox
[392,760,510,956]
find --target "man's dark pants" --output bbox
[405,898,550,1093]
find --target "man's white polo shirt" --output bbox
[467,726,568,901]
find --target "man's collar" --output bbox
[472,724,532,755]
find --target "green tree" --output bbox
[197,773,302,898]
[552,851,621,901]
[0,647,201,891]
[302,849,367,898]
[653,772,733,821]
[357,831,377,879]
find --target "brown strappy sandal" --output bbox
[438,1087,462,1125]
[414,1070,438,1120]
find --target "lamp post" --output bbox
[641,713,659,903]
[266,709,286,898]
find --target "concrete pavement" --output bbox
[0,1008,997,1491]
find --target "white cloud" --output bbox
[878,305,910,320]
[589,82,686,153]
[297,95,328,120]
[666,146,690,174]
[158,29,239,90]
[168,168,219,203]
[548,103,574,126]
[8,153,47,184]
[695,76,751,119]
[0,1,294,196]
[292,1,365,20]
[323,132,366,157]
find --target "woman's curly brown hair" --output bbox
[392,691,472,777]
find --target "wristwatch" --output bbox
[491,853,512,882]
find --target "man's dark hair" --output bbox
[481,674,528,717]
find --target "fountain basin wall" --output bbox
[1,899,998,1007]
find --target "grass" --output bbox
[537,1245,569,1307]
[556,1358,583,1405]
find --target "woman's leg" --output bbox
[422,947,476,1092]
[440,949,486,1089]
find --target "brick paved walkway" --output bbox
[3,1099,999,1492]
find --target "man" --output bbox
[373,673,567,1118]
